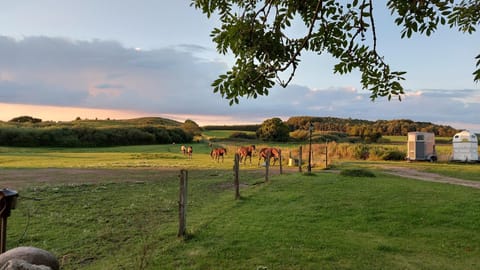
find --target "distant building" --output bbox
[407,132,437,162]
[452,130,478,162]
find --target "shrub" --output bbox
[340,168,376,177]
[382,150,406,161]
[229,132,256,140]
[353,144,370,160]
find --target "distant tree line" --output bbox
[0,116,195,147]
[286,117,459,137]
[203,124,260,132]
[0,126,192,147]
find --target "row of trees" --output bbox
[286,117,459,137]
[255,117,460,142]
[0,126,192,147]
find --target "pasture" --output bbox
[1,143,480,269]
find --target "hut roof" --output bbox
[453,130,478,143]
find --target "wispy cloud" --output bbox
[0,36,479,131]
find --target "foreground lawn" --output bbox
[7,168,480,269]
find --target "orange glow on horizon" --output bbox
[0,102,154,122]
[0,102,259,126]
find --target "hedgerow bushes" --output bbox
[0,126,192,147]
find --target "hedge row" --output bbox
[0,126,192,147]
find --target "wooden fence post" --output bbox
[178,169,188,237]
[265,151,270,182]
[298,146,303,173]
[234,153,240,200]
[325,142,328,168]
[279,149,283,175]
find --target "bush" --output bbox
[353,144,370,160]
[382,150,407,160]
[256,117,290,142]
[340,168,376,177]
[229,132,256,140]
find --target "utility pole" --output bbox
[308,122,313,173]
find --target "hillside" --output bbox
[0,116,192,147]
[1,116,183,129]
[203,116,459,137]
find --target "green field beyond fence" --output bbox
[0,144,479,269]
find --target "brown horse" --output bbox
[237,145,256,165]
[210,147,227,162]
[258,147,281,166]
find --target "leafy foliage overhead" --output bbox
[192,0,479,104]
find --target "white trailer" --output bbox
[407,132,437,162]
[452,130,478,162]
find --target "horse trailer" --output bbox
[407,132,437,162]
[452,130,478,162]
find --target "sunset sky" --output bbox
[0,1,479,131]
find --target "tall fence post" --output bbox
[178,169,188,238]
[234,153,240,200]
[298,146,303,173]
[325,142,328,169]
[279,149,283,175]
[265,151,270,182]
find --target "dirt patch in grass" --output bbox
[380,166,480,189]
[3,165,477,191]
[0,168,180,189]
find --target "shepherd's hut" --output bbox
[452,130,478,162]
[407,132,437,161]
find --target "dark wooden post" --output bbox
[278,149,283,174]
[298,146,303,173]
[178,169,188,237]
[265,151,270,182]
[234,153,240,199]
[325,142,328,168]
[0,213,6,254]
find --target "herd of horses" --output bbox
[210,144,281,166]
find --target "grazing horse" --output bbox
[210,147,227,162]
[180,145,186,155]
[258,147,281,166]
[187,146,193,159]
[237,145,256,165]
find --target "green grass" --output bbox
[202,130,256,140]
[7,169,480,269]
[0,144,235,169]
[342,160,480,182]
[2,145,480,269]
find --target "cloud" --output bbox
[0,35,479,131]
[0,35,227,113]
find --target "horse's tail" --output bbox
[210,149,214,159]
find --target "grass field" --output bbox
[1,144,480,269]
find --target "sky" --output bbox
[0,1,479,132]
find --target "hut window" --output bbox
[455,135,459,139]
[417,135,424,140]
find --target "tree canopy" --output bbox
[192,0,479,104]
[256,117,290,141]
